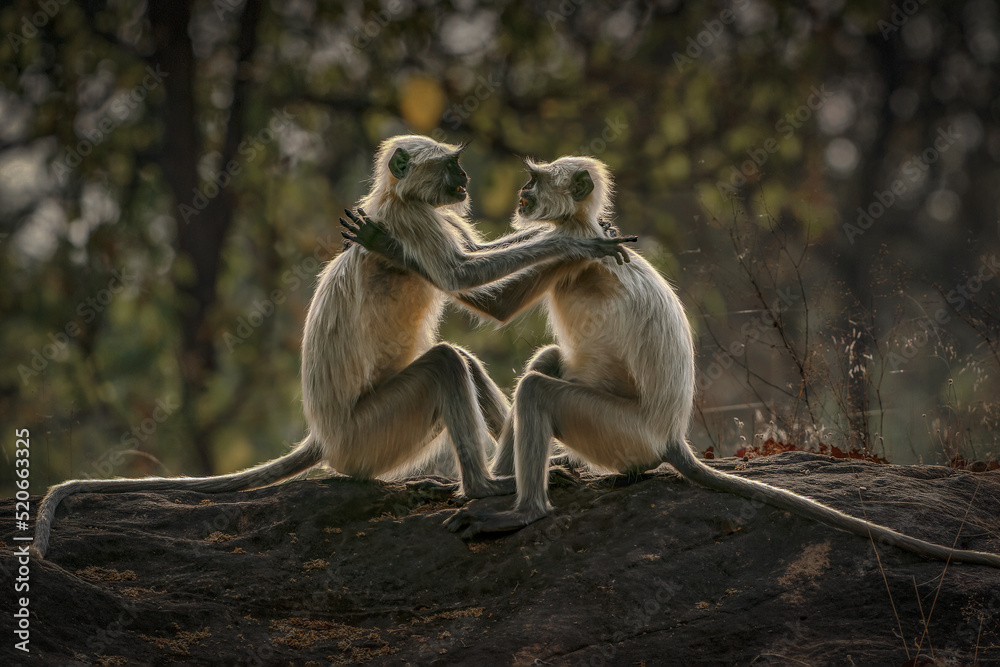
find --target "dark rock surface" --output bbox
[3,452,999,666]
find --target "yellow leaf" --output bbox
[399,77,446,133]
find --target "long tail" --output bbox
[32,436,325,559]
[668,444,1000,569]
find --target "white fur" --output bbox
[304,136,475,474]
[516,155,693,469]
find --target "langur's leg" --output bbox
[341,343,512,498]
[454,346,509,440]
[492,345,564,477]
[447,373,654,537]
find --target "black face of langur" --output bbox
[389,145,469,207]
[517,170,539,215]
[517,165,595,220]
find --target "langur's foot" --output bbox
[444,506,548,538]
[461,476,516,499]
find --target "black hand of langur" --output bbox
[341,207,400,259]
[340,207,385,250]
[598,234,638,265]
[340,208,416,273]
[597,219,637,264]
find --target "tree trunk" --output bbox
[148,0,262,474]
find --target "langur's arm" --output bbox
[342,208,636,292]
[442,213,545,252]
[451,265,560,322]
[338,212,556,322]
[472,227,545,251]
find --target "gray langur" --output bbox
[31,136,636,559]
[351,155,1000,568]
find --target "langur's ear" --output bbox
[519,157,539,181]
[388,147,411,179]
[570,169,595,201]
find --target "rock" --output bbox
[3,452,999,665]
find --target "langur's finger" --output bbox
[344,208,361,223]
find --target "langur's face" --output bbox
[517,168,543,218]
[411,150,468,207]
[438,152,469,203]
[387,141,469,207]
[517,162,590,222]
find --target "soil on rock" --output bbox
[3,452,999,666]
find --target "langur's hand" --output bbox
[587,235,637,265]
[340,208,424,275]
[340,207,383,249]
[599,219,621,238]
[340,208,405,262]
